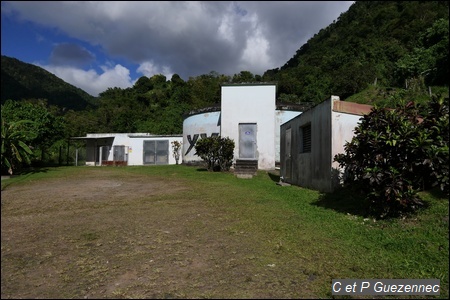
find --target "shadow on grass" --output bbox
[18,167,51,175]
[1,167,53,191]
[313,186,439,220]
[267,172,280,183]
[427,186,449,199]
[311,186,371,218]
[1,166,50,178]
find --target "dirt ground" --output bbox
[1,169,317,299]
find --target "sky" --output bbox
[1,1,354,97]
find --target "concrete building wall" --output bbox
[81,133,182,166]
[128,136,183,166]
[182,107,303,166]
[331,112,363,170]
[275,110,302,164]
[280,96,373,192]
[221,84,276,170]
[330,101,373,183]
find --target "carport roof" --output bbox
[70,136,114,140]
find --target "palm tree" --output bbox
[1,116,36,175]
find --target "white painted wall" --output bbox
[331,111,363,171]
[221,84,276,170]
[182,111,221,164]
[275,110,302,163]
[83,133,182,166]
[128,136,183,165]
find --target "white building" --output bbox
[182,83,310,170]
[72,133,183,166]
[73,83,310,170]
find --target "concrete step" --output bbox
[234,159,258,177]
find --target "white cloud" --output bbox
[40,64,133,97]
[137,61,173,81]
[3,1,354,94]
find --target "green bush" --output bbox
[419,96,449,194]
[334,95,449,218]
[194,136,235,171]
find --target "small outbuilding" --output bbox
[280,96,373,192]
[71,133,183,166]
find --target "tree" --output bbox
[133,76,153,94]
[1,100,66,162]
[232,71,255,83]
[1,116,36,175]
[334,97,448,218]
[170,74,185,88]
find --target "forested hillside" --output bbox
[1,56,96,110]
[262,1,449,104]
[1,1,448,141]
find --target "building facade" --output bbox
[182,83,310,170]
[73,83,311,170]
[72,133,183,166]
[280,96,373,192]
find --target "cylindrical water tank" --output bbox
[182,106,221,164]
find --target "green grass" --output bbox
[1,165,448,298]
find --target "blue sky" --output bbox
[1,1,354,97]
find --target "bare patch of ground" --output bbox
[1,169,315,299]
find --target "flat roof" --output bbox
[71,134,182,140]
[220,82,277,87]
[70,136,114,140]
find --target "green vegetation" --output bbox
[0,116,36,175]
[335,95,449,218]
[1,165,448,298]
[1,2,448,296]
[1,56,96,110]
[266,1,449,103]
[171,140,182,164]
[2,2,448,141]
[1,99,69,173]
[194,135,235,171]
[0,1,448,179]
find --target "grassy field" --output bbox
[1,165,448,299]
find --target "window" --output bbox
[300,124,311,153]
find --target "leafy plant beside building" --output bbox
[171,140,182,164]
[194,136,235,172]
[334,95,449,218]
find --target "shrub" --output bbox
[419,95,449,194]
[334,95,449,218]
[194,136,235,171]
